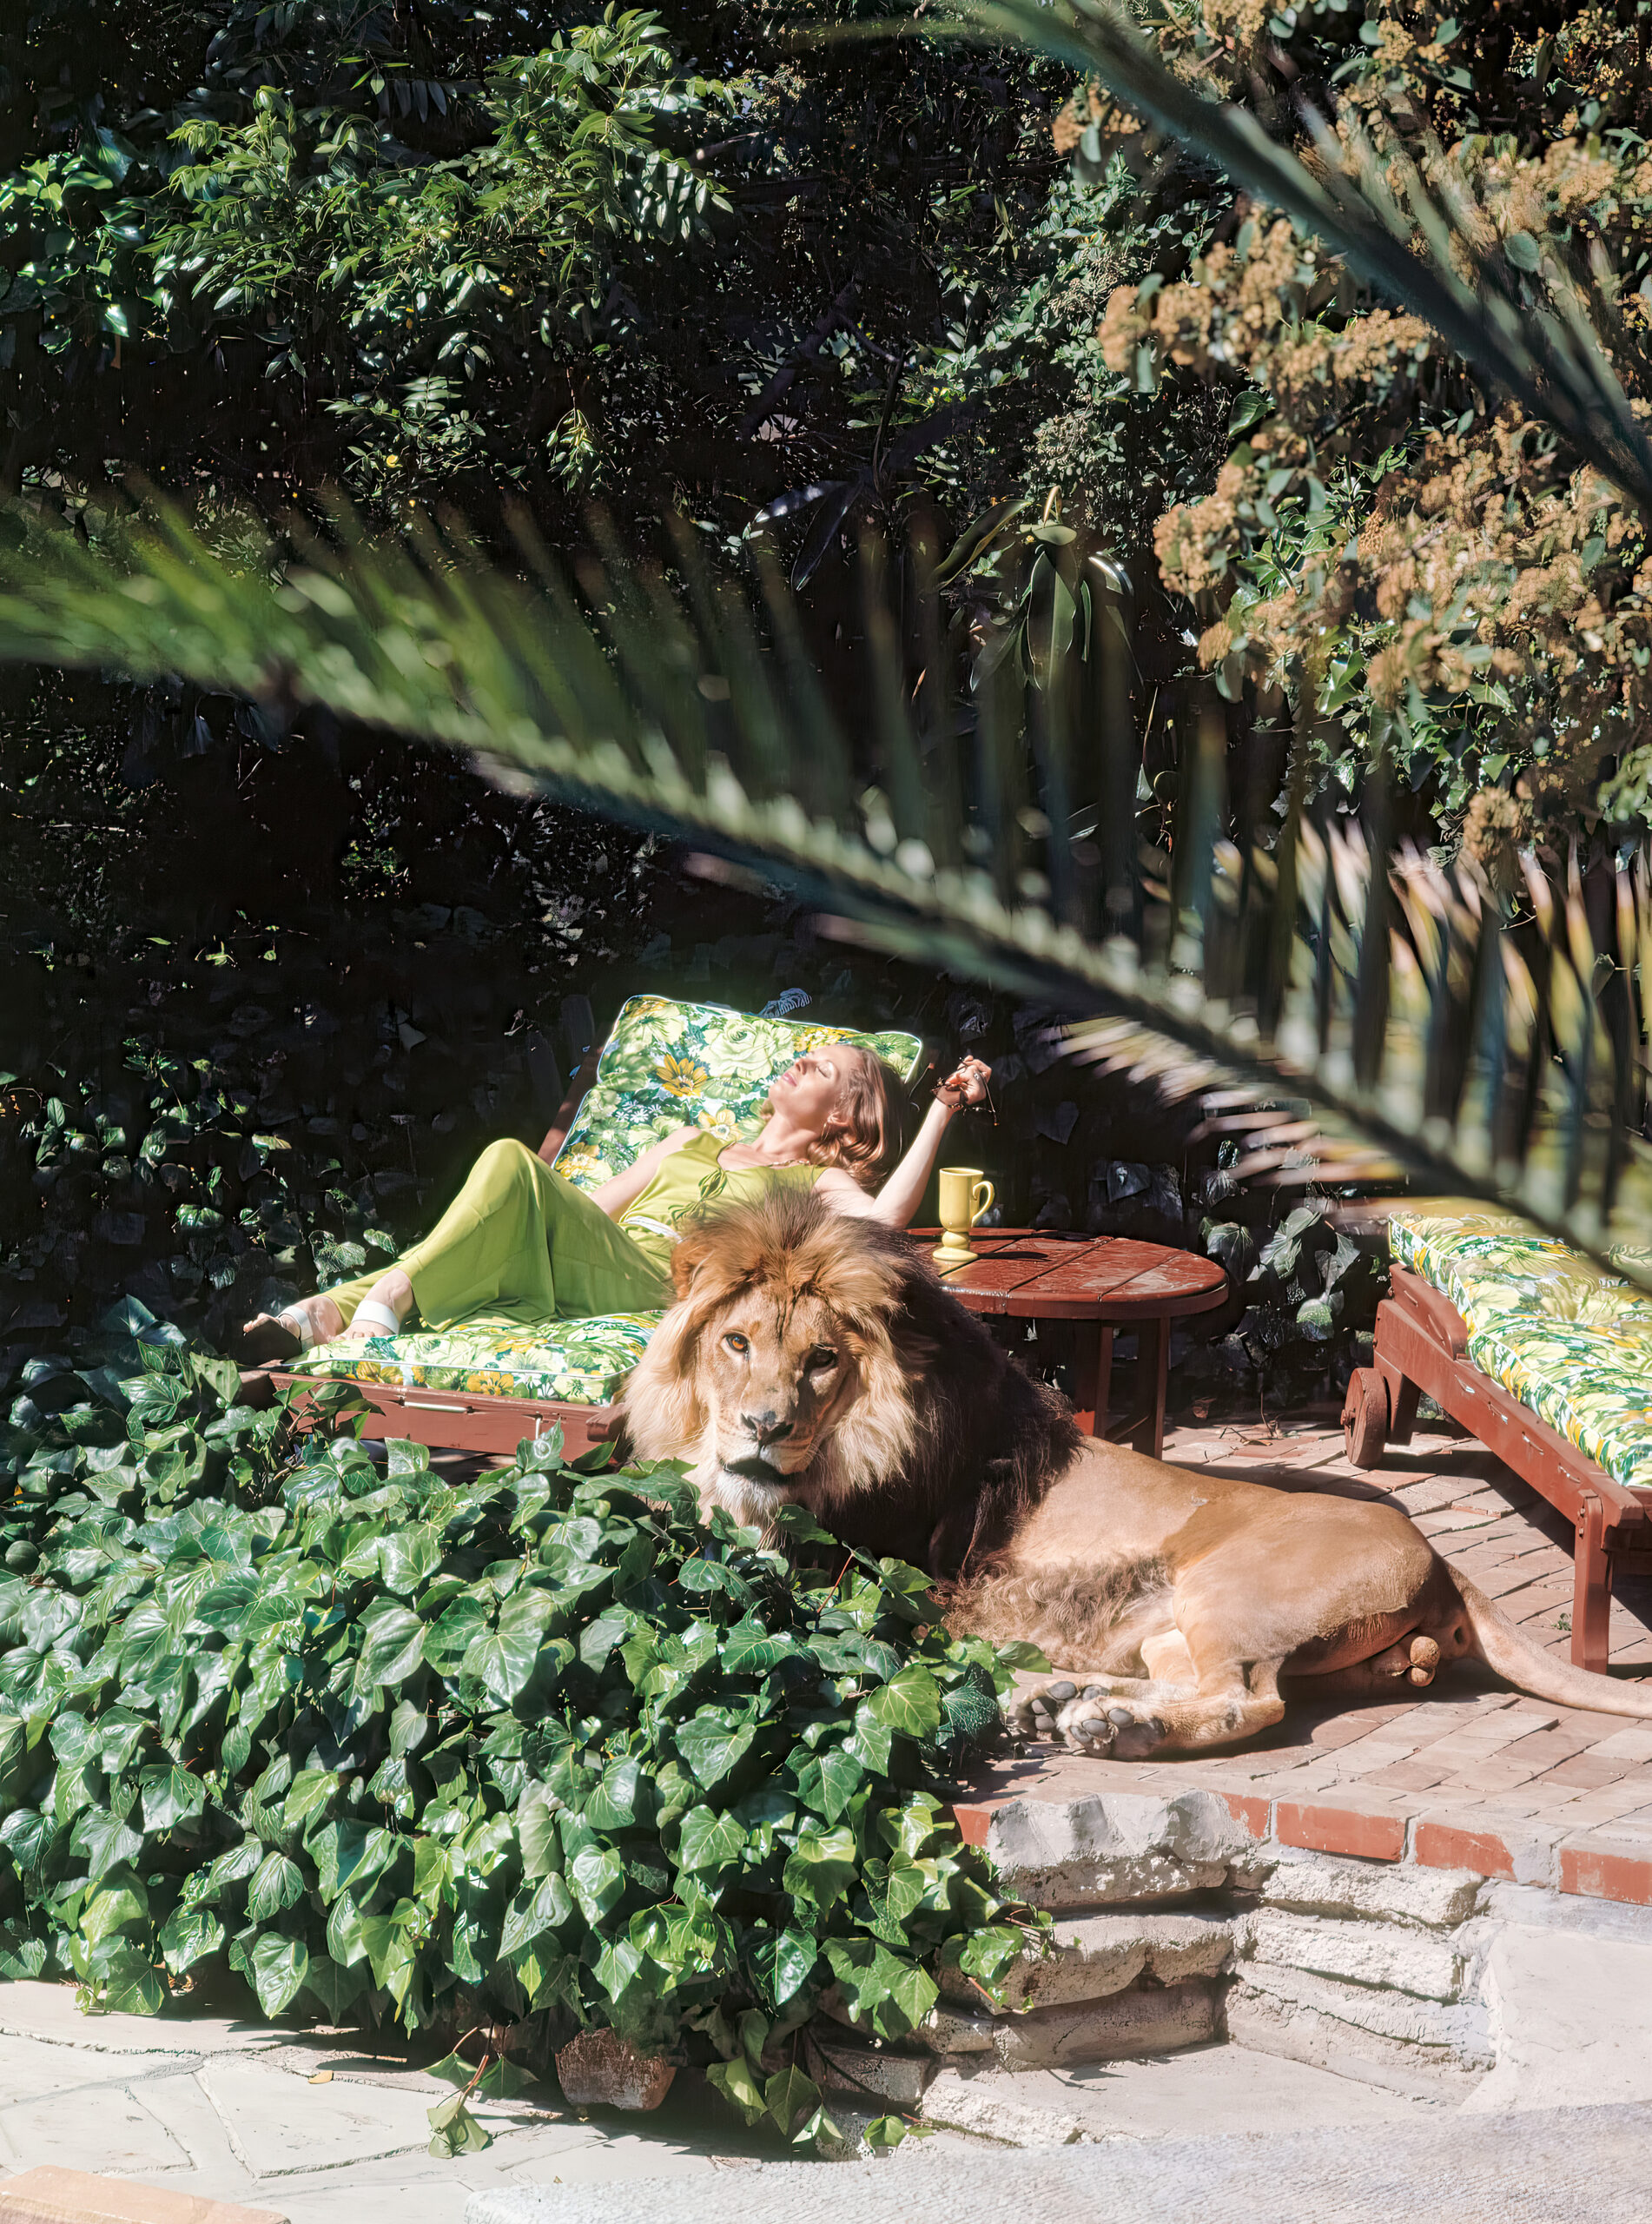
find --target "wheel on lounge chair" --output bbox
[1341,1367,1388,1468]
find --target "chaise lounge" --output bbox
[241,993,922,1456]
[1344,1211,1652,1672]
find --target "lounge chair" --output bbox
[241,994,922,1457]
[1344,1211,1652,1671]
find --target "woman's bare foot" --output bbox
[340,1268,414,1344]
[241,1292,345,1361]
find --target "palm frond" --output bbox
[0,500,1648,1280]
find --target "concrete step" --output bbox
[465,2099,1652,2223]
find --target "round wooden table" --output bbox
[910,1228,1228,1457]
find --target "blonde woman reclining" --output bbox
[240,1044,991,1360]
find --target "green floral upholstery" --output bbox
[289,1311,656,1404]
[1391,1212,1652,1493]
[289,997,924,1405]
[549,995,923,1191]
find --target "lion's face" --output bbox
[688,1280,867,1508]
[618,1192,922,1532]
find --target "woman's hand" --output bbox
[935,1054,992,1111]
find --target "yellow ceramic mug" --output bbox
[934,1166,995,1267]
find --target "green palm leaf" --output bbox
[0,496,1646,1278]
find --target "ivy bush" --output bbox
[0,1301,1035,2154]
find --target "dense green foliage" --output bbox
[0,1301,1034,2143]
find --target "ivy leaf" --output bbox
[675,1712,756,1791]
[866,1664,941,1738]
[677,1804,745,1874]
[160,1903,224,1974]
[500,1875,573,1956]
[794,1747,863,1824]
[421,1593,489,1675]
[283,1769,339,1830]
[764,2065,821,2139]
[705,2055,766,2123]
[247,1851,307,1923]
[750,1925,818,2009]
[460,1592,552,1706]
[356,1601,425,1690]
[519,1790,563,1882]
[71,1807,142,1880]
[781,1824,857,1913]
[139,1764,206,1833]
[380,1523,441,1594]
[303,1950,370,2021]
[567,1843,624,1923]
[248,1931,309,2016]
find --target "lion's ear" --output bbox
[668,1219,720,1300]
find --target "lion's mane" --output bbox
[617,1190,1079,1578]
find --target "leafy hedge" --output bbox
[0,1302,1035,2152]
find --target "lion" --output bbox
[617,1189,1652,1757]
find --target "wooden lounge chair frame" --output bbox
[240,1036,624,1460]
[1344,1263,1652,1673]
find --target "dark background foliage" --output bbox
[0,0,1399,1417]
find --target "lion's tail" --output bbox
[1455,1572,1652,1718]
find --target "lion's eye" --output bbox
[723,1332,750,1356]
[808,1346,838,1373]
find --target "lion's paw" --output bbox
[1009,1679,1167,1757]
[1054,1693,1168,1759]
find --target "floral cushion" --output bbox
[548,995,923,1190]
[1391,1213,1652,1493]
[289,997,923,1405]
[289,1311,657,1405]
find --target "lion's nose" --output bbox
[741,1412,794,1449]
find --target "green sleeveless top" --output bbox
[617,1129,823,1266]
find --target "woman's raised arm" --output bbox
[819,1056,992,1226]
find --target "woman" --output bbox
[241,1042,993,1358]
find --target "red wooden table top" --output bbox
[908,1228,1227,1321]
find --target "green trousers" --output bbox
[326,1139,674,1331]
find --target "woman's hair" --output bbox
[805,1044,907,1193]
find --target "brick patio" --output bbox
[959,1412,1652,1905]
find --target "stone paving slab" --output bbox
[957,1417,1652,1907]
[0,1984,750,2223]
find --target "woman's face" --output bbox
[768,1049,849,1135]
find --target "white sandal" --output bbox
[350,1298,406,1339]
